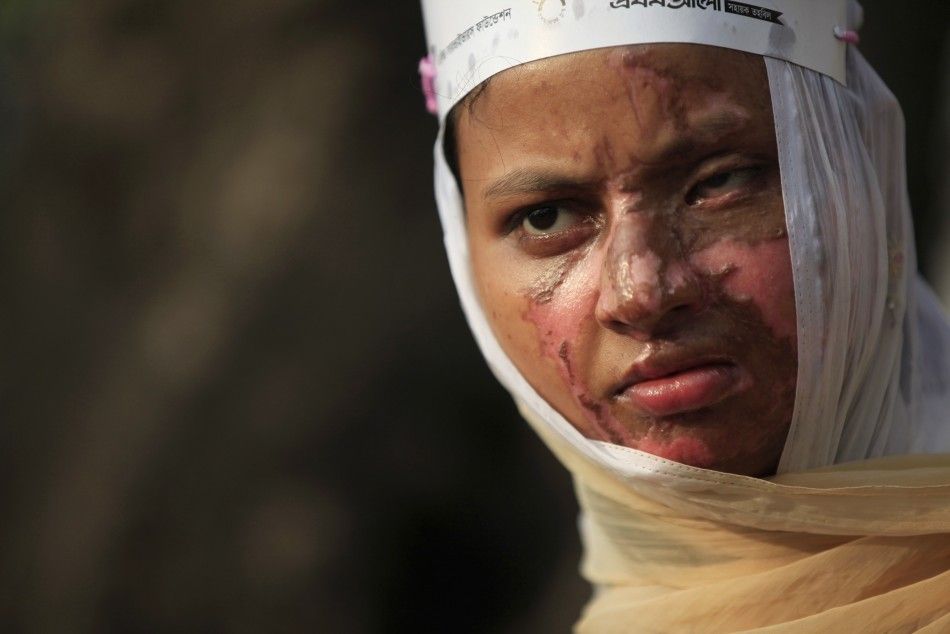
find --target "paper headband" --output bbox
[420,0,850,120]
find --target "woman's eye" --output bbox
[686,167,760,205]
[521,205,581,235]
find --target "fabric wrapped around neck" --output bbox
[426,0,950,629]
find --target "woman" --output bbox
[420,0,950,630]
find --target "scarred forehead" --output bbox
[455,44,775,193]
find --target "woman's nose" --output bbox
[594,213,704,340]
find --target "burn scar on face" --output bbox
[594,135,618,173]
[689,237,798,341]
[596,201,706,336]
[613,46,756,163]
[523,246,635,444]
[557,340,627,442]
[616,47,683,131]
[586,198,794,464]
[526,248,586,306]
[604,215,664,317]
[462,44,798,475]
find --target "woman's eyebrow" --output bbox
[482,168,592,200]
[649,111,751,163]
[480,111,751,200]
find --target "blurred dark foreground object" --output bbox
[0,1,587,631]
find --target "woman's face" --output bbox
[457,44,797,477]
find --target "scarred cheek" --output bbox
[524,257,600,366]
[521,252,636,442]
[690,236,797,342]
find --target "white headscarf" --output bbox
[431,0,950,482]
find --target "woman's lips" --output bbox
[617,362,747,417]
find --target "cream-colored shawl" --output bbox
[522,405,950,633]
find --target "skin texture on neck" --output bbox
[456,44,798,477]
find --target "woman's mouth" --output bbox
[615,361,749,417]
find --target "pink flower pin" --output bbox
[418,54,438,116]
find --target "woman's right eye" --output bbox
[510,203,597,257]
[521,205,582,235]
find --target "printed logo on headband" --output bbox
[535,0,568,25]
[419,0,849,119]
[608,0,784,26]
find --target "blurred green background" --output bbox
[0,1,946,632]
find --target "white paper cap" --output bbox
[420,0,849,120]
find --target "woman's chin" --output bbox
[632,435,718,470]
